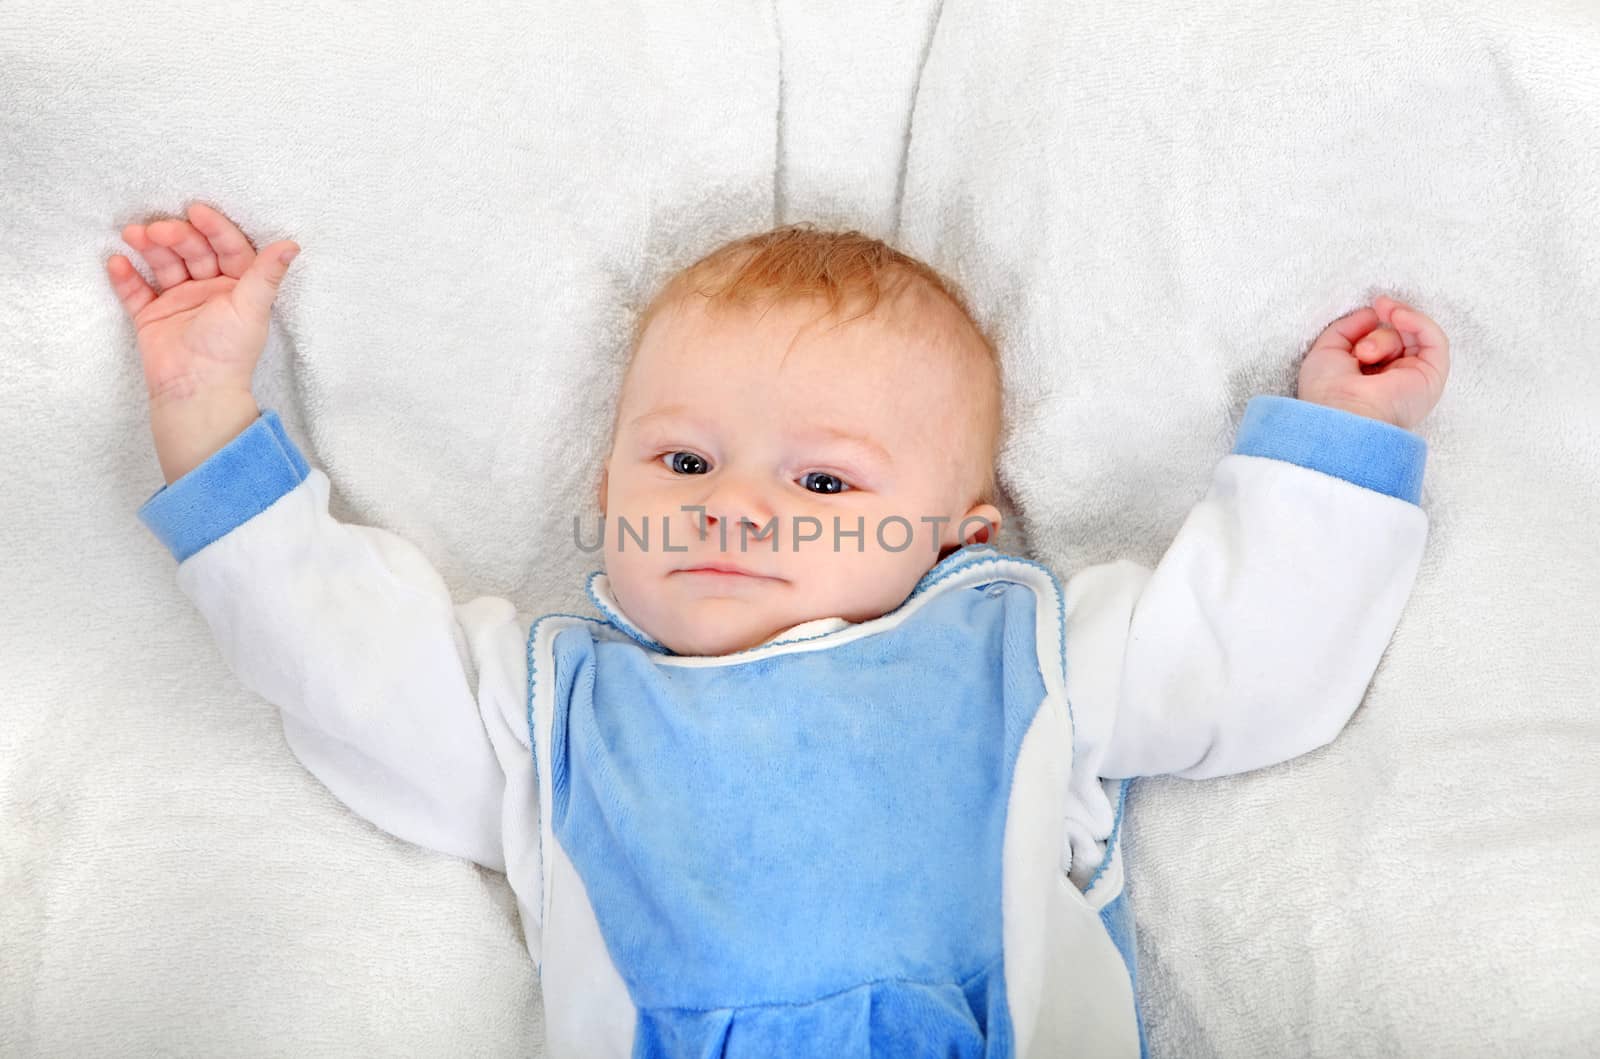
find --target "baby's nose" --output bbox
[705,511,775,540]
[697,475,777,541]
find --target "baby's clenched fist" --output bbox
[1296,295,1451,431]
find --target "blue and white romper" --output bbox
[138,395,1430,1058]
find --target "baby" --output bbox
[111,203,1450,1058]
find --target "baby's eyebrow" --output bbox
[627,406,699,432]
[798,425,893,466]
[627,407,892,466]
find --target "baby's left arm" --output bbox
[1065,297,1449,780]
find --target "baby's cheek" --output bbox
[816,546,924,622]
[606,546,676,612]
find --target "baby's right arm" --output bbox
[137,416,524,870]
[112,207,531,876]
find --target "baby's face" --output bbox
[598,293,1000,656]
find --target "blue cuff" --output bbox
[137,409,311,562]
[1231,395,1427,505]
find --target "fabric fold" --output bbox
[633,966,1007,1059]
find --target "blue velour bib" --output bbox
[537,548,1053,1057]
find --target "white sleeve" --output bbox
[1062,395,1431,781]
[137,410,518,871]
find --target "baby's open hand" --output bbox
[107,203,299,405]
[1295,296,1451,431]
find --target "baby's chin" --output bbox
[649,611,793,658]
[619,570,915,657]
[641,600,833,658]
[659,629,772,658]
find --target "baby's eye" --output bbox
[800,471,850,495]
[663,451,710,475]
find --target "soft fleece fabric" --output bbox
[10,3,1597,1054]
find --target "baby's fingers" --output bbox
[1378,298,1451,384]
[106,253,156,319]
[186,203,260,279]
[1312,306,1381,354]
[1354,326,1402,366]
[120,224,189,291]
[147,217,220,280]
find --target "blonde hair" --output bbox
[622,223,1002,506]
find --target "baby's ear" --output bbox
[960,502,1003,547]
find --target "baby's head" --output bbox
[597,224,1004,657]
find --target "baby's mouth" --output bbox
[672,561,785,582]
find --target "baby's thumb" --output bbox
[233,241,300,319]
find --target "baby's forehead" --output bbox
[641,287,981,376]
[626,322,962,426]
[615,286,997,448]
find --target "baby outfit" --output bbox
[138,394,1429,1059]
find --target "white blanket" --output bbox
[2,0,1597,1055]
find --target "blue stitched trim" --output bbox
[1232,395,1427,505]
[584,571,673,653]
[905,545,1076,748]
[136,409,310,562]
[524,609,611,975]
[1084,777,1133,896]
